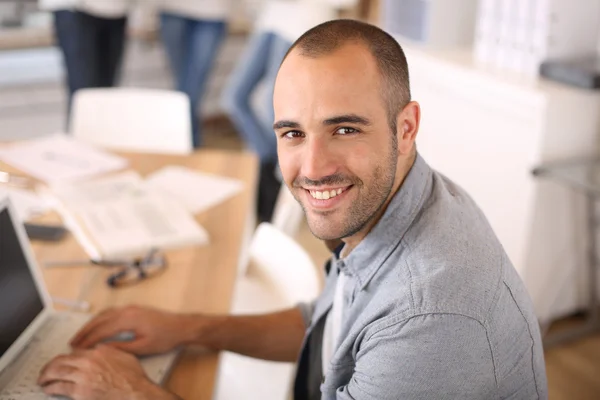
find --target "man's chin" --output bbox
[306,218,345,241]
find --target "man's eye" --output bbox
[283,130,304,139]
[336,127,358,135]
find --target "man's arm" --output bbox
[329,314,497,400]
[71,305,308,362]
[180,307,307,362]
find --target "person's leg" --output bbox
[181,19,227,147]
[258,33,293,163]
[255,34,293,222]
[159,12,191,87]
[100,16,128,87]
[220,31,274,162]
[76,11,103,88]
[52,10,86,122]
[159,13,198,141]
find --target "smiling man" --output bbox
[38,20,548,400]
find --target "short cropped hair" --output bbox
[284,19,411,134]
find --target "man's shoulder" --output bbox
[392,170,505,320]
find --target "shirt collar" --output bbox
[339,153,432,289]
[324,244,345,275]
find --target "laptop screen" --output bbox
[0,208,44,357]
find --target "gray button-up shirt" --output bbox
[294,154,548,400]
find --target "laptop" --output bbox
[0,196,178,399]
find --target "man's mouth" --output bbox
[309,187,341,200]
[305,186,351,200]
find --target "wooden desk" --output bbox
[1,149,258,399]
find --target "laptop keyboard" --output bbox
[0,313,177,399]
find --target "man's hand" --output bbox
[38,345,177,400]
[70,305,193,355]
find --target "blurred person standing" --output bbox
[39,0,132,120]
[38,0,79,115]
[75,0,130,88]
[156,0,232,148]
[221,0,358,222]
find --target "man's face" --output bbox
[273,43,398,241]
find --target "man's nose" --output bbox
[300,136,339,183]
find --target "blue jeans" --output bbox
[54,10,85,112]
[221,32,292,164]
[160,13,227,148]
[53,10,127,122]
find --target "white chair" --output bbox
[70,88,193,154]
[213,223,322,400]
[271,185,305,239]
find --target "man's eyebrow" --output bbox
[273,120,301,130]
[323,114,372,126]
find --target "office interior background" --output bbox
[1,0,600,398]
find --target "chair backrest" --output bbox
[70,88,192,154]
[217,223,320,400]
[247,222,320,307]
[271,185,305,239]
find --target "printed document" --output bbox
[0,134,127,184]
[146,166,244,214]
[51,171,208,258]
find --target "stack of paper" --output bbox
[0,134,128,184]
[146,166,244,214]
[50,171,209,259]
[0,136,245,259]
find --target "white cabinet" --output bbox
[405,43,600,322]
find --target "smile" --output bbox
[304,185,352,204]
[309,188,344,200]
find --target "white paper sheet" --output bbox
[146,166,244,214]
[0,134,128,185]
[51,171,209,258]
[0,186,51,221]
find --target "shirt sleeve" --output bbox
[334,313,497,400]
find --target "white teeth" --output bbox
[309,188,346,200]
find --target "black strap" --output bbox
[294,314,326,400]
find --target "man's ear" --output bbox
[396,101,421,155]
